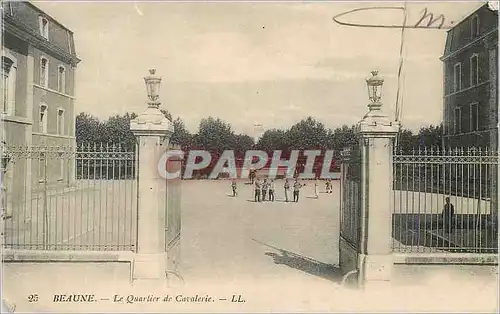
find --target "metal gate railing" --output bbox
[340,145,362,249]
[392,147,498,253]
[2,144,138,252]
[165,152,182,273]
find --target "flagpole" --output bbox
[395,1,408,150]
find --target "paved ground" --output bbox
[393,190,492,214]
[179,179,339,285]
[2,179,499,312]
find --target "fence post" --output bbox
[356,91,399,290]
[130,104,174,282]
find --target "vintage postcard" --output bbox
[1,0,498,312]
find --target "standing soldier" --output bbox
[441,197,455,234]
[293,179,303,203]
[261,178,268,201]
[254,177,261,202]
[231,179,238,197]
[284,179,290,202]
[268,179,275,201]
[314,179,319,198]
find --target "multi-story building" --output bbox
[441,2,498,150]
[2,1,80,202]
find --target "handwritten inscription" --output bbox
[414,8,445,29]
[332,6,450,30]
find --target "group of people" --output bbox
[230,177,335,203]
[253,178,305,202]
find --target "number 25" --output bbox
[28,294,39,302]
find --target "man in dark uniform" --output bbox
[254,178,261,202]
[261,179,268,201]
[284,179,290,202]
[442,197,455,233]
[293,179,303,203]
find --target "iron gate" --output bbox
[340,145,362,249]
[2,144,138,252]
[165,153,182,273]
[392,147,499,253]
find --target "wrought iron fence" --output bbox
[340,146,362,249]
[76,143,136,179]
[165,156,182,252]
[2,144,138,252]
[165,150,182,274]
[392,147,498,253]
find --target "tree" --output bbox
[396,128,417,153]
[194,117,235,153]
[75,112,105,144]
[160,109,173,122]
[231,134,255,155]
[171,117,192,148]
[417,124,443,148]
[256,129,288,152]
[75,110,445,156]
[285,117,329,150]
[328,124,358,154]
[103,112,137,149]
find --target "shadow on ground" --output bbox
[253,239,342,284]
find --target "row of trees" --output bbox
[76,112,443,154]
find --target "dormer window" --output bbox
[471,15,479,38]
[39,16,49,39]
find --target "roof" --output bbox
[447,1,498,32]
[27,1,75,34]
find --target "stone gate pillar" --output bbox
[486,34,498,221]
[130,70,174,282]
[356,76,399,290]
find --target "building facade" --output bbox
[2,1,80,202]
[441,2,498,150]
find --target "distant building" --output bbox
[253,123,264,144]
[2,2,80,201]
[441,2,498,150]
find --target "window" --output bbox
[39,17,49,39]
[471,15,479,38]
[59,154,64,180]
[444,105,450,135]
[57,108,65,135]
[40,57,48,87]
[454,107,462,134]
[470,103,479,132]
[67,31,73,54]
[38,152,46,182]
[453,63,462,92]
[40,104,48,133]
[2,55,16,115]
[57,66,66,93]
[470,54,479,86]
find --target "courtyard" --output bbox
[2,179,498,312]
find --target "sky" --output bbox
[35,1,483,136]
